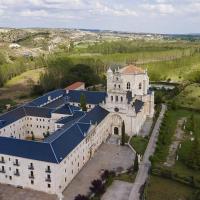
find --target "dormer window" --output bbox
[127,82,131,90]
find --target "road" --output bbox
[128,104,167,200]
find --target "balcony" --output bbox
[29,175,34,179]
[14,172,20,176]
[0,170,5,173]
[28,165,34,170]
[45,177,51,182]
[45,169,51,173]
[13,162,20,166]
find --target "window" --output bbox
[0,166,5,173]
[139,83,142,89]
[31,180,34,185]
[48,184,51,188]
[118,85,120,88]
[0,156,5,163]
[121,97,123,102]
[46,166,51,173]
[115,96,118,102]
[114,84,116,88]
[15,169,20,176]
[111,96,113,101]
[127,82,131,90]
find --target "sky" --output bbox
[0,0,200,34]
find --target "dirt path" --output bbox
[164,117,186,167]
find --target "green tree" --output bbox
[80,93,87,111]
[134,154,139,172]
[121,121,125,146]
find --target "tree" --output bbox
[121,121,126,146]
[134,154,139,172]
[90,179,105,195]
[80,93,87,111]
[74,194,89,200]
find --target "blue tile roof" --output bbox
[0,104,109,163]
[79,105,109,125]
[24,106,54,118]
[53,104,80,115]
[0,87,110,164]
[0,137,58,163]
[134,99,144,113]
[27,89,65,107]
[67,90,107,105]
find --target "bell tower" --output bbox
[104,68,128,113]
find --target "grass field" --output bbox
[151,108,200,193]
[0,68,45,103]
[174,83,200,109]
[130,136,148,155]
[146,176,195,200]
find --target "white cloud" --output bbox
[142,3,175,14]
[20,9,48,17]
[0,9,4,15]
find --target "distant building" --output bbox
[0,65,154,197]
[65,82,85,91]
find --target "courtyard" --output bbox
[63,142,135,200]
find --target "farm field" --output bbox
[174,83,200,109]
[0,68,45,104]
[146,176,195,200]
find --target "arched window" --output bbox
[121,97,123,102]
[139,83,142,89]
[127,82,131,90]
[116,96,118,102]
[111,96,113,101]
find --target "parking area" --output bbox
[63,143,135,200]
[0,183,56,200]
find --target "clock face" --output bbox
[114,107,119,112]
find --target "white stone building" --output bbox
[0,65,154,196]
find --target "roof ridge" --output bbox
[49,143,59,163]
[76,123,85,137]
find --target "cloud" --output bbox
[20,9,48,17]
[0,0,199,33]
[141,3,175,14]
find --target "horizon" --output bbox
[0,26,200,36]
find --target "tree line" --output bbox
[32,55,101,94]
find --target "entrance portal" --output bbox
[114,127,119,135]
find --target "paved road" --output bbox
[128,104,167,200]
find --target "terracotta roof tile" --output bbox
[121,65,145,74]
[66,82,85,90]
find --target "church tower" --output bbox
[105,67,128,113]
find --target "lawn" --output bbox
[5,68,45,87]
[130,136,148,155]
[146,175,196,200]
